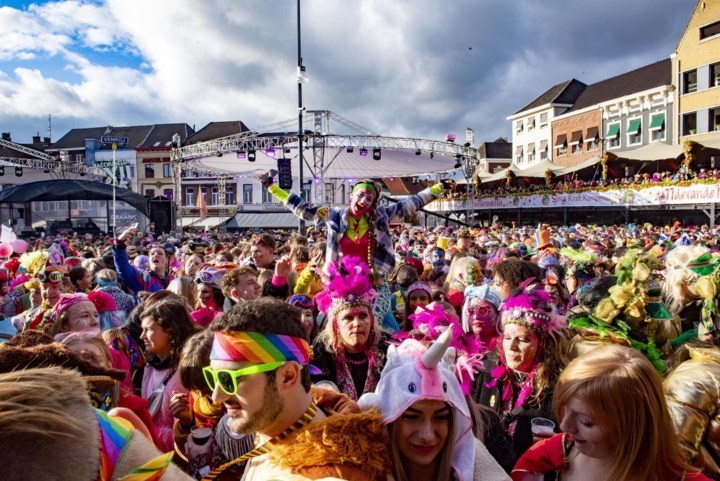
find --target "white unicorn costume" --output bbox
[359,326,510,481]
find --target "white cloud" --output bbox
[0,0,701,146]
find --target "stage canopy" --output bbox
[614,141,685,161]
[0,180,151,216]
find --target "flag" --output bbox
[196,188,208,220]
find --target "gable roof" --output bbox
[478,138,512,159]
[513,79,587,115]
[564,59,671,114]
[186,121,250,144]
[48,125,155,151]
[137,123,195,149]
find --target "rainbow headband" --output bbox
[210,331,311,366]
[352,182,377,196]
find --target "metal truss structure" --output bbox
[170,110,479,203]
[0,138,101,179]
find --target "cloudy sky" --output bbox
[0,0,699,146]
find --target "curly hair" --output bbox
[492,257,542,291]
[221,266,259,299]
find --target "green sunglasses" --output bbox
[203,362,285,396]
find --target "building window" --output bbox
[683,70,698,94]
[570,131,583,154]
[527,143,535,162]
[710,63,720,88]
[710,108,720,132]
[515,120,524,134]
[75,154,84,164]
[527,117,536,131]
[211,187,219,205]
[649,113,666,141]
[338,184,346,204]
[324,183,334,203]
[515,146,524,163]
[554,135,567,156]
[145,164,155,178]
[145,189,155,198]
[627,118,642,145]
[243,184,253,204]
[607,123,620,148]
[128,166,135,178]
[163,188,173,199]
[226,186,235,205]
[302,181,311,202]
[701,20,720,40]
[262,185,273,203]
[683,112,697,136]
[539,140,548,160]
[162,164,172,177]
[539,113,548,129]
[185,188,194,206]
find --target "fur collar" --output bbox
[269,409,390,481]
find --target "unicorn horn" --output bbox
[422,324,453,369]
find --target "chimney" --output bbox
[32,135,41,144]
[1,132,10,141]
[43,137,51,145]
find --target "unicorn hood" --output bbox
[358,326,475,481]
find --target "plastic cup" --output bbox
[190,423,214,446]
[531,417,555,442]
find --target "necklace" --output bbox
[345,353,368,366]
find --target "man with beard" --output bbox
[204,297,390,480]
[113,226,173,295]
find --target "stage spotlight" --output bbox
[447,134,456,142]
[346,146,354,153]
[284,147,291,154]
[415,148,421,156]
[265,148,276,158]
[430,152,434,159]
[454,155,463,169]
[236,151,246,159]
[15,167,23,177]
[216,151,223,157]
[373,148,381,161]
[359,148,368,157]
[248,150,256,162]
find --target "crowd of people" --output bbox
[2,175,720,480]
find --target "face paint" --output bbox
[431,249,445,268]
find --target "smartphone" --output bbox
[131,223,139,229]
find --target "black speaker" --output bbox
[149,197,175,234]
[625,166,634,177]
[277,158,293,190]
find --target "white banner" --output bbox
[427,182,720,211]
[0,225,17,243]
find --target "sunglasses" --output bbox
[196,270,217,285]
[203,362,285,395]
[38,270,64,283]
[287,295,313,309]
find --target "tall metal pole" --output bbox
[112,144,117,236]
[296,0,306,232]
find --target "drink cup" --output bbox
[531,417,555,443]
[190,423,214,446]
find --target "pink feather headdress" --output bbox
[500,278,566,338]
[397,303,485,395]
[315,256,377,316]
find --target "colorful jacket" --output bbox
[113,243,172,295]
[269,184,441,275]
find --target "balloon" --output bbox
[0,242,13,258]
[11,239,28,254]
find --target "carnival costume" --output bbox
[359,326,510,481]
[312,256,387,401]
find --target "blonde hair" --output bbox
[0,367,98,481]
[167,275,199,309]
[663,245,708,315]
[95,268,118,283]
[315,304,381,355]
[554,345,685,481]
[445,256,481,290]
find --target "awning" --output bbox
[627,118,642,133]
[539,140,548,151]
[527,143,536,154]
[226,212,300,229]
[569,131,583,145]
[515,146,523,155]
[585,126,599,141]
[528,117,536,128]
[554,134,567,147]
[607,123,620,138]
[179,216,232,228]
[649,113,665,130]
